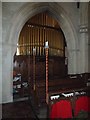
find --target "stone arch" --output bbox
[2,2,80,103]
[8,2,78,74]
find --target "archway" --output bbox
[9,3,78,74]
[2,2,78,103]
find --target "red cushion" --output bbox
[74,96,90,116]
[88,97,90,112]
[50,100,72,118]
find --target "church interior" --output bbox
[1,1,90,119]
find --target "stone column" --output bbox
[79,25,88,73]
[68,49,77,74]
[0,3,2,120]
[2,43,15,103]
[0,43,2,119]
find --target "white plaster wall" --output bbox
[2,2,89,103]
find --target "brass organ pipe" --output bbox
[43,28,44,55]
[21,31,23,55]
[48,29,50,47]
[28,25,30,55]
[41,28,42,56]
[39,28,40,56]
[19,33,21,55]
[30,26,31,55]
[39,28,41,56]
[25,26,28,54]
[52,30,54,54]
[26,26,28,55]
[41,14,43,25]
[23,30,25,55]
[20,31,22,55]
[49,29,51,54]
[30,27,31,56]
[33,27,35,48]
[49,15,51,26]
[33,27,34,55]
[37,27,38,56]
[24,27,26,55]
[49,29,50,55]
[23,28,25,55]
[42,28,43,56]
[56,31,58,50]
[32,27,34,54]
[34,28,36,51]
[43,13,44,26]
[28,26,29,54]
[57,31,60,53]
[36,27,37,55]
[54,30,56,55]
[47,29,48,43]
[34,28,37,47]
[62,34,64,56]
[45,13,47,26]
[60,32,62,56]
[31,27,33,55]
[58,31,60,50]
[24,26,26,55]
[49,29,51,55]
[54,30,55,55]
[44,28,45,55]
[50,30,52,55]
[38,27,39,56]
[41,28,43,56]
[32,26,33,53]
[60,33,62,56]
[61,33,64,56]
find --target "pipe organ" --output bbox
[14,12,67,100]
[16,12,65,57]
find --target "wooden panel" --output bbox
[13,55,67,99]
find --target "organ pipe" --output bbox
[17,12,65,57]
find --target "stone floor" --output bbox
[2,98,48,119]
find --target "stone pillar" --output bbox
[79,25,88,73]
[68,49,77,74]
[2,43,14,103]
[0,2,2,120]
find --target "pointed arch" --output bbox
[7,2,78,74]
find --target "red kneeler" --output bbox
[74,96,90,116]
[50,100,72,119]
